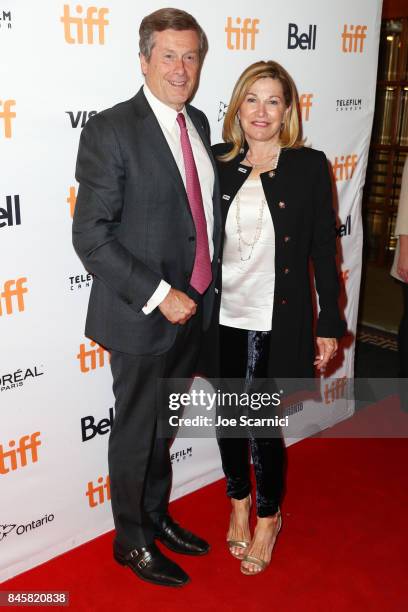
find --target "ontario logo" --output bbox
[0,514,54,541]
[0,524,16,541]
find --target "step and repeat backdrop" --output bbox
[1,0,382,581]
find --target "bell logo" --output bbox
[324,377,348,404]
[0,195,21,228]
[60,4,109,45]
[67,186,77,218]
[86,475,110,507]
[341,25,367,53]
[288,23,317,50]
[77,340,110,373]
[0,432,41,475]
[299,94,313,121]
[332,155,358,181]
[0,99,16,138]
[0,278,28,316]
[225,17,260,50]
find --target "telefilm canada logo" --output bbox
[0,9,12,30]
[336,98,363,112]
[69,272,93,292]
[0,195,21,229]
[171,447,193,464]
[1,364,44,393]
[0,514,54,542]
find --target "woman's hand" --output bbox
[314,337,338,371]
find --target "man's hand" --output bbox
[314,337,338,371]
[397,235,408,283]
[158,288,197,325]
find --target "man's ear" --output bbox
[140,53,148,76]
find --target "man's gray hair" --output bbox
[139,7,208,61]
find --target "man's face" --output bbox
[140,29,201,111]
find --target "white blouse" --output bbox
[220,178,275,331]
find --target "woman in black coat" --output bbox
[212,60,346,575]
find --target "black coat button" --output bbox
[189,236,195,242]
[284,267,290,274]
[284,236,290,243]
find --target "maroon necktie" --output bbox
[176,112,212,295]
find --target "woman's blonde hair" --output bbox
[220,60,304,161]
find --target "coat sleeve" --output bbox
[311,152,347,338]
[72,112,162,312]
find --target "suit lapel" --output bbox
[131,89,191,210]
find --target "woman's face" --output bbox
[237,77,289,145]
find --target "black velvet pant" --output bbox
[398,282,408,378]
[217,325,285,517]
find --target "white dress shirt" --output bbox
[220,178,275,331]
[142,84,215,313]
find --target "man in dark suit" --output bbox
[72,8,221,587]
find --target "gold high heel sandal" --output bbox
[240,510,282,575]
[227,495,252,560]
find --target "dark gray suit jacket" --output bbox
[72,87,221,355]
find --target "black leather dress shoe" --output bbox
[154,515,210,556]
[114,542,189,587]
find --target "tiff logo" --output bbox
[86,475,110,507]
[341,25,367,53]
[0,100,16,138]
[0,278,28,316]
[324,377,348,404]
[0,195,21,228]
[67,186,77,218]
[299,94,313,121]
[332,155,358,181]
[288,23,317,50]
[0,432,41,475]
[77,340,110,373]
[225,17,260,50]
[0,10,11,29]
[61,4,109,45]
[66,110,97,128]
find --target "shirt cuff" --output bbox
[142,280,171,314]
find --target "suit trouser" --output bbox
[108,297,203,551]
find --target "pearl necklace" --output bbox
[244,146,281,170]
[235,148,281,262]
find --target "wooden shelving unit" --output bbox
[363,17,408,265]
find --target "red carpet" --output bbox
[3,429,407,610]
